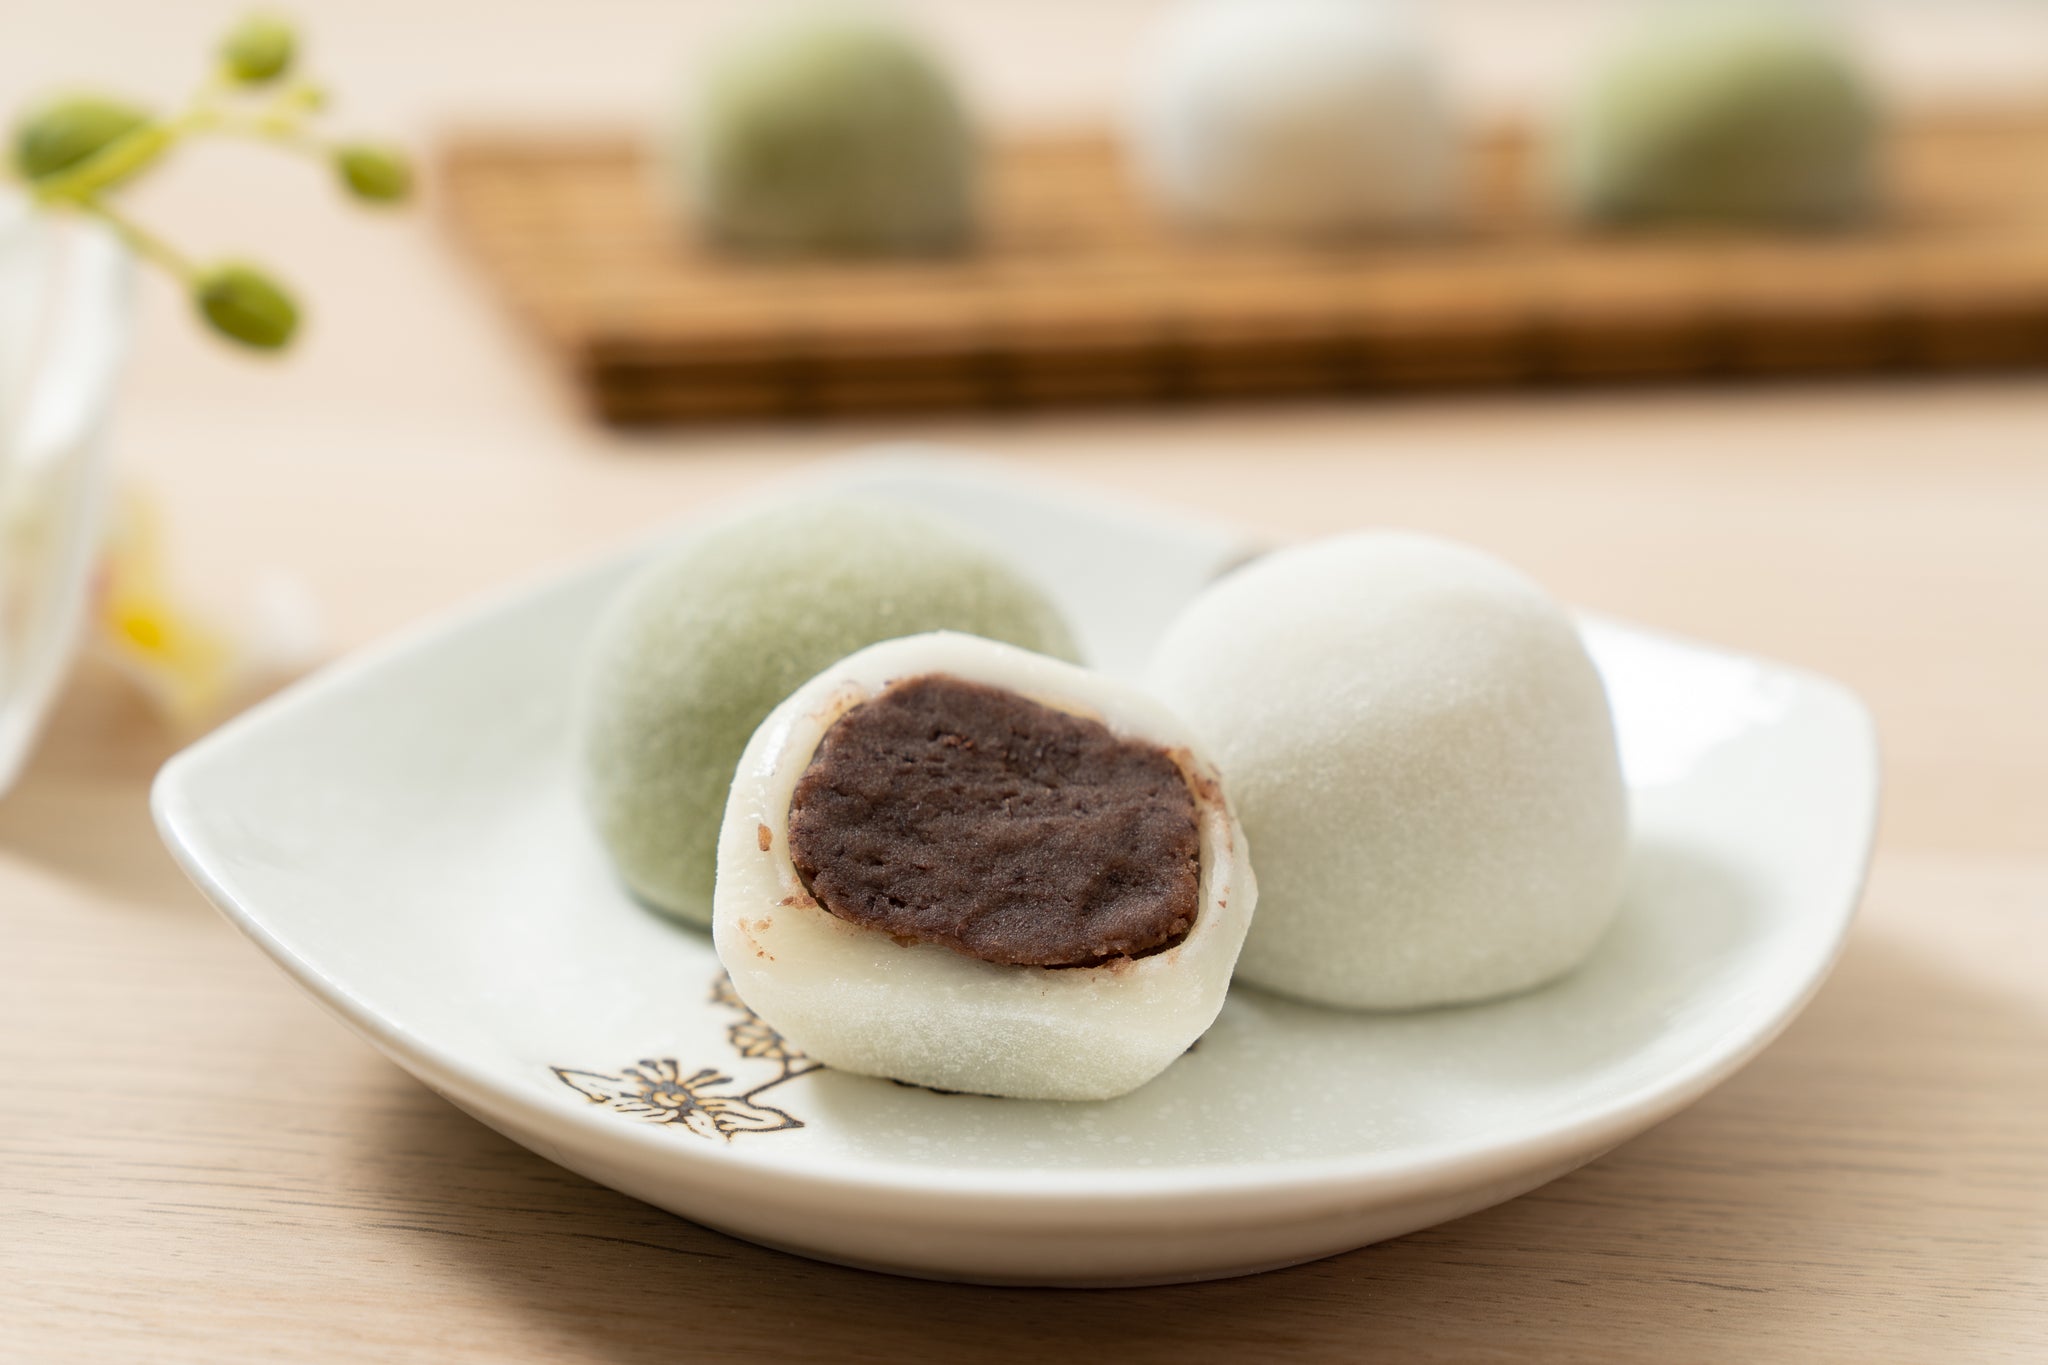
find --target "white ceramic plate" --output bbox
[153,457,1879,1286]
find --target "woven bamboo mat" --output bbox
[443,111,2048,424]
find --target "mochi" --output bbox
[1557,1,1880,228]
[577,498,1076,926]
[1129,0,1456,238]
[680,7,977,255]
[714,632,1256,1101]
[1146,532,1627,1011]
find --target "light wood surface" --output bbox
[5,3,2048,1362]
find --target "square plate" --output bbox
[153,455,1879,1286]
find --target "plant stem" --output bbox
[186,79,323,142]
[30,120,178,204]
[78,197,198,283]
[203,116,327,157]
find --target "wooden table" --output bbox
[5,3,2047,1360]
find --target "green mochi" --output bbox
[1559,2,1879,228]
[683,9,976,256]
[576,497,1079,926]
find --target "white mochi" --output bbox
[1129,0,1456,237]
[1146,533,1628,1011]
[714,632,1257,1101]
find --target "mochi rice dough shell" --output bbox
[681,8,977,256]
[1557,0,1879,228]
[1129,0,1456,237]
[576,498,1078,927]
[715,632,1257,1102]
[1146,533,1628,1011]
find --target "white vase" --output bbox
[0,194,133,797]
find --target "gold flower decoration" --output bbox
[553,974,821,1142]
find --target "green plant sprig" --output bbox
[9,11,412,351]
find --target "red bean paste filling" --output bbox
[786,674,1201,968]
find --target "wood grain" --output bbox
[443,112,2048,424]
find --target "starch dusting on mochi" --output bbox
[1146,532,1628,1011]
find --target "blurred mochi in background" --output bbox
[1555,0,1882,228]
[677,4,979,257]
[1128,0,1459,239]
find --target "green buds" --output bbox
[334,144,411,203]
[221,13,297,84]
[12,95,151,183]
[12,10,400,356]
[195,263,299,349]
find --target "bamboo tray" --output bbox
[442,112,2048,425]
